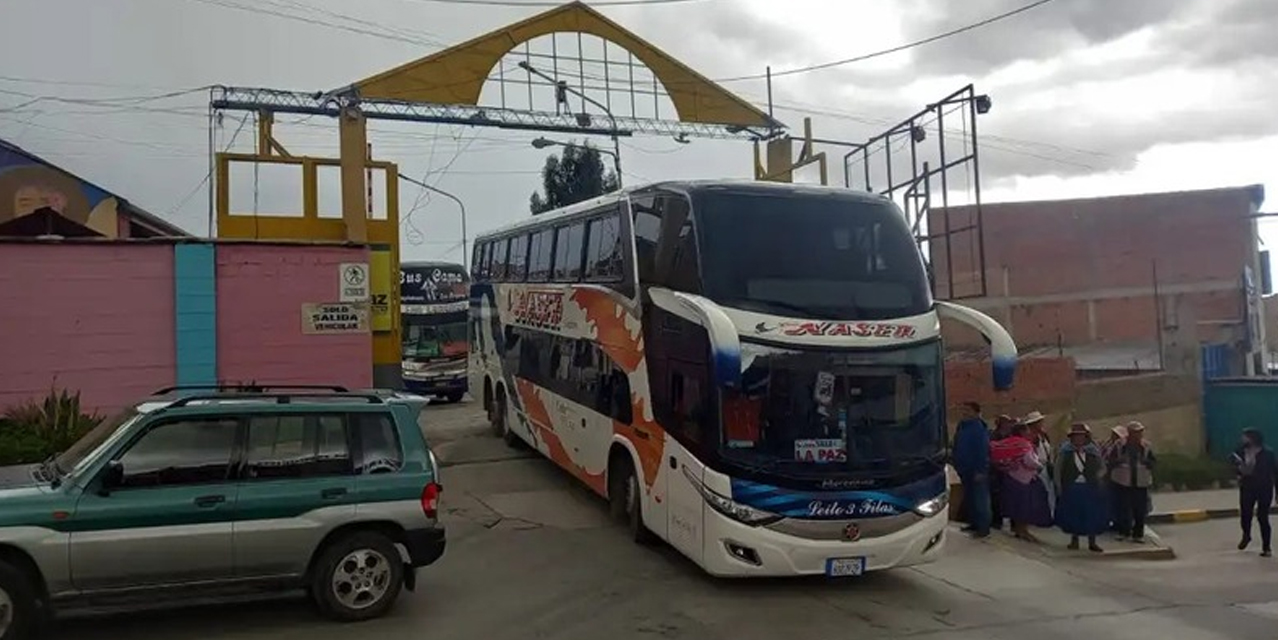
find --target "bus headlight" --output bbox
[913,495,949,517]
[702,490,782,526]
[684,467,781,526]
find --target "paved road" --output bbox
[60,401,1278,640]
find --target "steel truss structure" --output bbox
[209,86,769,141]
[842,84,992,300]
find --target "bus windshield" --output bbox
[692,190,931,321]
[719,340,944,474]
[402,312,468,360]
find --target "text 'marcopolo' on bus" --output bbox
[467,180,1017,578]
[401,261,470,403]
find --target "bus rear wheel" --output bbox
[490,390,506,438]
[609,455,655,544]
[493,393,521,448]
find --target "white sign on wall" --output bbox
[339,262,370,302]
[301,303,369,334]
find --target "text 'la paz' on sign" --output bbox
[301,303,369,334]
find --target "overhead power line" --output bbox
[186,0,446,47]
[714,0,1059,82]
[406,0,707,6]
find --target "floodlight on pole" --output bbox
[529,137,622,188]
[519,61,623,183]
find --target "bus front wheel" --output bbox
[609,455,655,545]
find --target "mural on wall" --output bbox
[0,146,120,237]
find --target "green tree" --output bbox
[529,141,620,214]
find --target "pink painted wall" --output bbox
[216,244,373,389]
[0,242,175,415]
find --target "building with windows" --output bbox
[929,185,1269,375]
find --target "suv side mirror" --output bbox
[99,460,124,495]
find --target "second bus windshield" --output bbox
[403,312,468,359]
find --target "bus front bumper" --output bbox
[699,508,949,577]
[402,375,468,397]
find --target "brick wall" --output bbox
[945,357,1076,417]
[930,186,1262,349]
[216,244,373,390]
[0,243,175,414]
[944,357,1203,454]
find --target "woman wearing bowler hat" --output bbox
[1055,423,1108,552]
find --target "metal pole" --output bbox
[766,66,774,120]
[611,134,623,186]
[207,89,216,236]
[521,61,623,186]
[967,87,989,299]
[397,173,468,270]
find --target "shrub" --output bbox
[0,388,104,466]
[1156,453,1235,491]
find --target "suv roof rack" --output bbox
[153,383,351,395]
[166,392,385,408]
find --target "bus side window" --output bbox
[553,223,586,282]
[492,239,511,280]
[631,194,661,284]
[584,213,622,281]
[527,229,554,282]
[655,195,701,294]
[508,234,529,282]
[607,367,633,425]
[479,242,493,281]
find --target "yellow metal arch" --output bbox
[354,1,773,129]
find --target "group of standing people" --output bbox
[952,402,1158,552]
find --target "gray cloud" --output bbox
[893,0,1204,77]
[2,0,1276,259]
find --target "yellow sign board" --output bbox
[369,248,394,332]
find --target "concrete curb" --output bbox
[978,526,1176,561]
[1146,507,1276,524]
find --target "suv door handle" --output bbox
[194,494,225,508]
[321,487,348,500]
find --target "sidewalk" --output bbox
[978,523,1176,561]
[1148,488,1262,524]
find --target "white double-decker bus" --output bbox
[468,180,1016,577]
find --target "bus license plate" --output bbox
[825,557,866,577]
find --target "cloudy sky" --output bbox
[2,0,1275,264]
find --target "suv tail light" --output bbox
[421,482,441,519]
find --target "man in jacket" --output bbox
[1231,428,1278,557]
[1107,421,1156,543]
[952,402,992,538]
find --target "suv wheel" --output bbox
[0,560,39,640]
[310,532,404,622]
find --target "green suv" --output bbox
[0,385,445,639]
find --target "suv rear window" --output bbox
[353,412,404,475]
[244,414,353,479]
